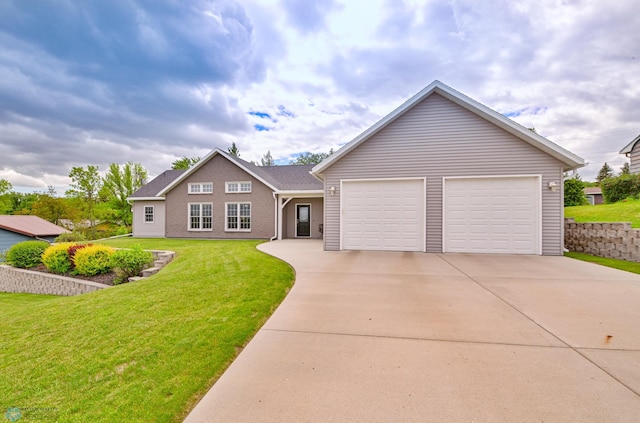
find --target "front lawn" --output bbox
[0,239,294,422]
[565,251,640,275]
[565,198,640,228]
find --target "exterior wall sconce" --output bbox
[329,186,336,196]
[548,181,558,192]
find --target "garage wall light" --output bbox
[548,181,558,192]
[329,186,336,196]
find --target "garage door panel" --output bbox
[444,177,540,254]
[342,179,424,252]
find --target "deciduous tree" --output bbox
[102,162,148,226]
[172,156,200,170]
[289,149,334,165]
[66,165,102,238]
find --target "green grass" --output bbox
[0,239,294,422]
[565,198,640,228]
[565,251,640,275]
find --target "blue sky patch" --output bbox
[254,124,270,131]
[248,111,273,120]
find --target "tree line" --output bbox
[0,162,147,239]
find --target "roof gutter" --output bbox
[270,192,278,242]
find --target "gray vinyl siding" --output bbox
[164,154,276,239]
[323,93,566,255]
[630,144,640,174]
[132,201,166,238]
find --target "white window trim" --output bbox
[225,181,252,193]
[188,182,213,194]
[188,202,213,231]
[225,202,252,232]
[144,205,154,224]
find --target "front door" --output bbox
[296,204,311,237]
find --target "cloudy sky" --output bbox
[1,0,639,191]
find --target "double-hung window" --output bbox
[225,181,251,193]
[189,203,213,231]
[188,182,213,194]
[144,205,154,223]
[226,202,251,231]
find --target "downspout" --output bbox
[270,192,278,241]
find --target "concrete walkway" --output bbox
[184,240,640,422]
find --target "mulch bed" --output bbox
[30,264,118,286]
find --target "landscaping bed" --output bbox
[28,263,117,285]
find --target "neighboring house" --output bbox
[620,135,640,174]
[584,187,603,205]
[130,80,585,255]
[0,215,68,251]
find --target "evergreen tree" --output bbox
[596,162,614,184]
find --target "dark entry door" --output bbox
[296,204,311,237]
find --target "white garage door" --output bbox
[444,176,540,254]
[342,179,424,251]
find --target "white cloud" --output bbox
[1,0,639,190]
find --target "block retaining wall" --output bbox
[0,250,175,296]
[564,218,640,262]
[0,265,106,296]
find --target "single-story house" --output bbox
[0,215,68,251]
[620,135,640,174]
[584,187,603,205]
[130,80,584,255]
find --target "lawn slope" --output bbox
[565,198,640,228]
[0,239,294,422]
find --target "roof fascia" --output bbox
[127,197,165,201]
[620,134,640,155]
[0,225,34,237]
[312,80,441,176]
[432,84,584,170]
[276,190,324,198]
[157,148,279,196]
[312,80,585,175]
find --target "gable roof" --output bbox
[620,134,640,155]
[139,149,322,199]
[0,215,68,237]
[583,187,602,195]
[129,169,185,199]
[313,80,585,176]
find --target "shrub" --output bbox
[601,174,640,203]
[6,241,49,268]
[42,243,76,274]
[67,244,91,268]
[564,177,587,206]
[73,245,114,276]
[55,232,86,243]
[110,246,153,284]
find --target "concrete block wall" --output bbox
[564,219,640,262]
[0,249,175,296]
[0,265,106,296]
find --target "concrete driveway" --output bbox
[184,240,640,422]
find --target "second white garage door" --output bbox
[443,176,541,254]
[342,179,425,251]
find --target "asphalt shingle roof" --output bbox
[226,155,322,191]
[129,169,185,198]
[131,154,322,199]
[0,215,68,237]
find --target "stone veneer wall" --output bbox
[0,265,106,296]
[564,218,640,262]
